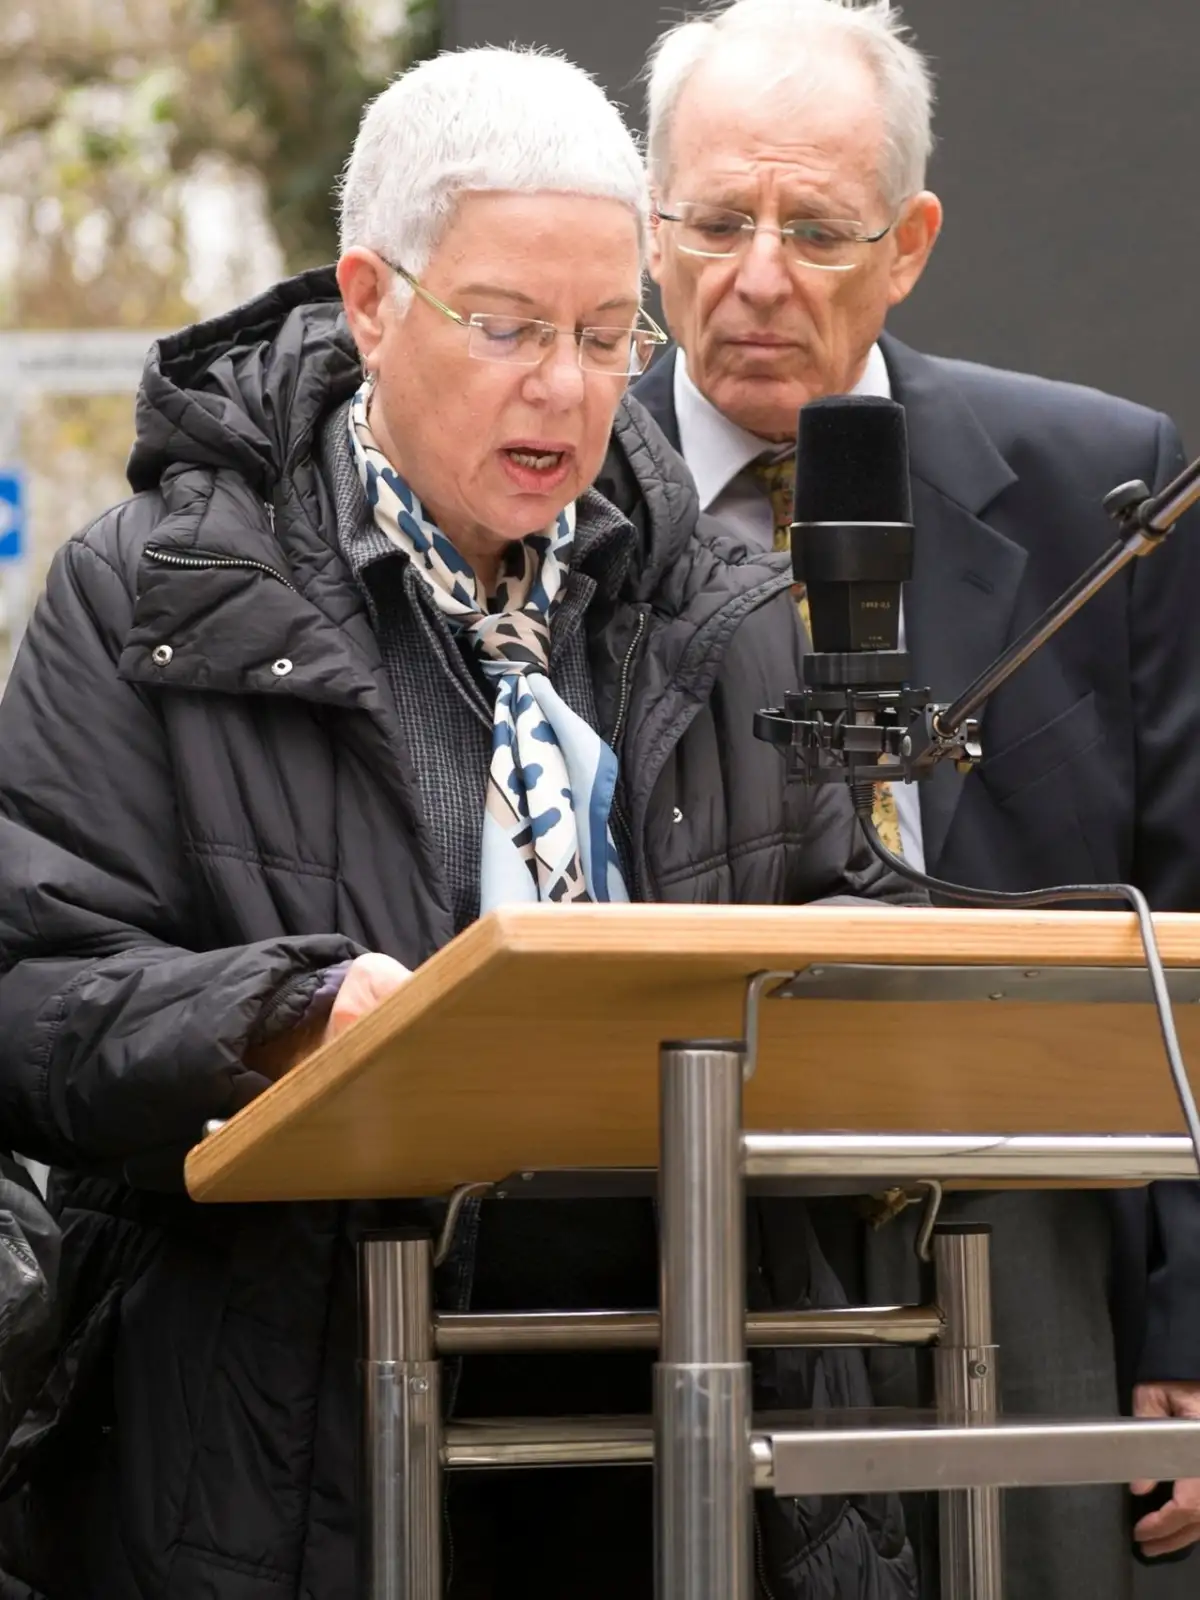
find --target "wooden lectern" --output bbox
[187,905,1200,1600]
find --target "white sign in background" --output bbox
[0,329,167,395]
[0,330,167,678]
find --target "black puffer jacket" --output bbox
[0,1152,58,1600]
[0,1155,58,1448]
[0,270,917,1599]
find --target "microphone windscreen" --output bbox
[793,395,913,525]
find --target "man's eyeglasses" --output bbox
[383,259,668,376]
[655,203,895,272]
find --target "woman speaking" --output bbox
[0,45,916,1600]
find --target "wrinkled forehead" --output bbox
[663,46,889,212]
[424,190,641,281]
[429,190,644,273]
[417,190,645,322]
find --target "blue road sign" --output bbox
[0,472,24,563]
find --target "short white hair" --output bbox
[338,46,649,288]
[646,0,935,210]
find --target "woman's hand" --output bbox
[247,952,413,1081]
[323,952,413,1044]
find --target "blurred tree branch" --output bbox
[174,0,439,268]
[0,0,440,315]
[0,0,437,606]
[240,0,438,266]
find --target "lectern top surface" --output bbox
[183,904,1200,1203]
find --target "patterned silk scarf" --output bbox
[347,383,628,911]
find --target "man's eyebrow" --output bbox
[693,192,859,216]
[781,198,861,218]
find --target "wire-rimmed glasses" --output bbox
[655,202,895,271]
[384,259,669,376]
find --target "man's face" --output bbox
[650,46,941,440]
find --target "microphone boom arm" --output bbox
[931,460,1200,749]
[755,459,1200,783]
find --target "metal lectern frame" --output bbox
[358,1034,1200,1600]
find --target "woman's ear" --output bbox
[336,250,393,375]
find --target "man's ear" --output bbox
[887,191,943,310]
[647,197,666,286]
[336,249,393,372]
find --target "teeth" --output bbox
[508,450,562,469]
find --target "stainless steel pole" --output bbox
[740,1132,1199,1183]
[435,1303,942,1353]
[656,1040,752,1600]
[360,1233,441,1600]
[933,1222,1003,1600]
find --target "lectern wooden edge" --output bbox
[185,904,1200,1203]
[183,905,1200,1600]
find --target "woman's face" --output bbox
[338,192,643,576]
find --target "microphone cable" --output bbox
[850,781,1200,1173]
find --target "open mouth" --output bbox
[498,447,575,492]
[504,448,567,470]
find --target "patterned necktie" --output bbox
[348,383,628,909]
[749,452,905,857]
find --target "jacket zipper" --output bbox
[609,607,647,751]
[443,1500,455,1596]
[755,1502,780,1600]
[439,1192,483,1597]
[608,608,647,898]
[611,800,638,899]
[144,544,297,592]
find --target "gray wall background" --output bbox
[445,0,1200,451]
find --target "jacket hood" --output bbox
[128,268,361,498]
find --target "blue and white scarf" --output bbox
[348,384,628,911]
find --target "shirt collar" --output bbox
[673,342,892,511]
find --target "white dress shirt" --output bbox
[673,345,926,868]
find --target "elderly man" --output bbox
[631,0,1200,1596]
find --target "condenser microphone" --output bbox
[791,395,914,675]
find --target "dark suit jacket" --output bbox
[633,336,1200,1386]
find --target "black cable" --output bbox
[850,784,1200,1171]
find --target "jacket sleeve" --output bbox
[0,524,361,1176]
[1122,414,1200,1384]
